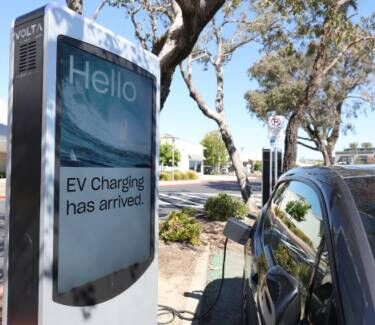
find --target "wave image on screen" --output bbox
[59,43,153,168]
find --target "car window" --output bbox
[307,242,338,325]
[263,181,324,313]
[344,176,375,259]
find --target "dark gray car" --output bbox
[242,166,375,325]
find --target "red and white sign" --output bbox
[268,115,285,142]
[268,115,284,129]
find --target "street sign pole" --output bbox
[267,115,285,191]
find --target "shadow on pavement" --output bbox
[193,277,244,325]
[204,181,262,193]
[204,181,242,193]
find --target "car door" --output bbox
[254,180,326,325]
[304,240,339,325]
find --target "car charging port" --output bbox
[223,217,253,245]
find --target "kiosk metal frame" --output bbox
[5,4,160,325]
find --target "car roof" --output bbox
[283,165,375,185]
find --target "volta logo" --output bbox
[15,23,43,40]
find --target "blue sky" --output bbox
[0,1,374,160]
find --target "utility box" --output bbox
[5,4,159,325]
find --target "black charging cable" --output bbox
[157,238,229,324]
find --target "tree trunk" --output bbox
[66,0,83,14]
[321,146,332,166]
[326,145,335,165]
[283,112,300,171]
[218,121,251,204]
[152,0,225,108]
[325,103,342,166]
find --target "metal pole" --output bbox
[274,146,278,187]
[172,138,175,181]
[269,143,273,197]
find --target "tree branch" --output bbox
[323,36,375,76]
[297,141,319,151]
[179,58,222,122]
[336,0,354,9]
[346,95,373,103]
[129,7,149,50]
[297,136,315,142]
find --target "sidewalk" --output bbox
[158,218,254,325]
[158,242,210,325]
[197,242,244,325]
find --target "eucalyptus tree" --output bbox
[179,0,277,204]
[245,0,375,169]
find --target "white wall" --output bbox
[161,136,204,174]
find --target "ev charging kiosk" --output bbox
[5,4,159,325]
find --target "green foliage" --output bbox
[173,171,187,180]
[160,172,172,181]
[186,170,199,179]
[159,209,201,245]
[361,142,373,150]
[245,0,375,165]
[285,200,311,222]
[201,131,229,172]
[253,160,262,172]
[349,142,359,150]
[160,143,181,167]
[160,171,199,181]
[204,193,248,221]
[275,207,313,248]
[273,244,311,288]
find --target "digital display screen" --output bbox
[55,38,154,297]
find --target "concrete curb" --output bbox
[159,174,261,187]
[160,179,203,187]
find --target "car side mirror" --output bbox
[223,218,253,245]
[259,265,300,325]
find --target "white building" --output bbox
[335,148,375,165]
[160,134,204,174]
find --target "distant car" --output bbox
[221,167,229,175]
[240,166,375,325]
[204,166,213,175]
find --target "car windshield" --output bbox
[345,176,375,258]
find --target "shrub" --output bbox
[186,170,199,179]
[173,171,182,180]
[285,200,311,222]
[204,193,248,221]
[160,170,200,181]
[160,172,172,181]
[159,209,201,245]
[173,171,188,180]
[253,161,262,172]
